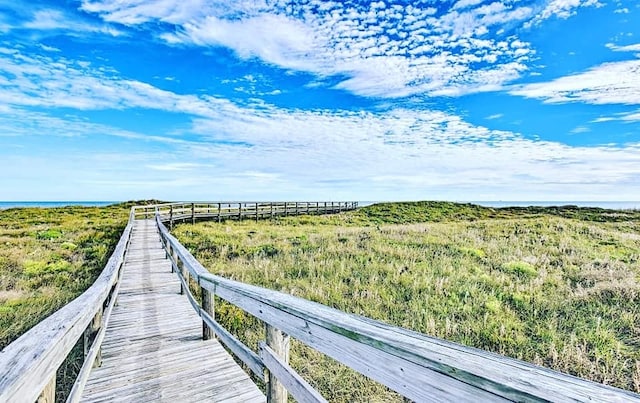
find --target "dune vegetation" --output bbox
[172,202,640,400]
[2,201,639,401]
[0,203,133,400]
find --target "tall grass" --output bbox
[173,202,640,400]
[0,203,132,400]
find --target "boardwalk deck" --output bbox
[80,220,264,402]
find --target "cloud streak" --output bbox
[510,59,640,105]
[78,0,584,98]
[2,46,639,201]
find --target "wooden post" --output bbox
[339,202,342,213]
[270,202,274,218]
[178,256,185,295]
[37,375,56,403]
[255,203,259,222]
[192,203,195,224]
[169,205,174,229]
[295,202,298,216]
[238,203,243,220]
[84,306,103,367]
[183,260,189,295]
[201,286,215,340]
[218,203,221,223]
[307,202,310,215]
[171,246,177,273]
[265,324,290,403]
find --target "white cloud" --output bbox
[3,45,639,201]
[453,0,486,11]
[3,6,125,37]
[81,0,543,98]
[526,0,604,27]
[592,109,640,123]
[570,126,590,133]
[486,113,503,120]
[510,60,640,105]
[606,42,640,52]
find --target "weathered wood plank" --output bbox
[79,220,264,402]
[201,310,266,381]
[258,342,327,403]
[265,325,290,403]
[36,375,55,403]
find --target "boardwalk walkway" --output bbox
[80,220,264,402]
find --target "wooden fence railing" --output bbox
[0,201,355,402]
[153,206,640,403]
[131,201,358,226]
[0,223,133,403]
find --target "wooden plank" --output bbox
[207,278,499,403]
[36,375,55,403]
[259,342,327,403]
[201,310,265,381]
[201,286,214,340]
[265,325,290,403]
[79,219,264,402]
[199,274,640,402]
[68,268,124,402]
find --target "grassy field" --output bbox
[172,202,640,400]
[0,203,132,400]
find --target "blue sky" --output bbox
[1,0,639,201]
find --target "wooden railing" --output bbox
[153,207,640,403]
[0,201,355,402]
[131,201,358,226]
[0,223,133,403]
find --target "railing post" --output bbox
[238,203,242,220]
[295,202,298,216]
[169,205,174,229]
[339,202,342,213]
[192,203,195,224]
[37,375,56,403]
[256,203,259,222]
[265,324,290,403]
[177,255,185,295]
[218,203,221,223]
[201,285,215,340]
[270,202,274,218]
[84,306,103,367]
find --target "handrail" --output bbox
[155,207,640,402]
[132,201,358,221]
[0,218,133,402]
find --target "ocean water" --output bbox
[0,201,119,210]
[360,201,640,210]
[470,201,640,210]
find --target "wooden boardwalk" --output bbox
[3,201,638,403]
[80,220,264,402]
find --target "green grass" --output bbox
[0,202,139,400]
[173,202,640,400]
